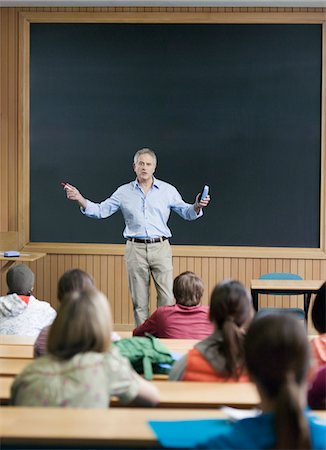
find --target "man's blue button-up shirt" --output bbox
[82,178,203,239]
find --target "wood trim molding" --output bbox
[18,11,326,24]
[23,242,326,259]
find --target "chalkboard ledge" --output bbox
[23,242,326,260]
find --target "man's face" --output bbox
[133,153,156,183]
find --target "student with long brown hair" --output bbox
[11,288,159,408]
[169,279,253,381]
[197,314,325,449]
[34,268,95,357]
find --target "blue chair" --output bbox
[255,272,306,323]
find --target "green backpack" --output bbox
[113,334,175,380]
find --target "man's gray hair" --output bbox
[133,148,157,167]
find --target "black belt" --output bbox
[128,237,168,244]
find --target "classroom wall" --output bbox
[1,6,325,329]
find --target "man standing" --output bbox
[64,148,210,325]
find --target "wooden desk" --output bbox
[1,407,325,449]
[0,376,13,403]
[0,345,34,358]
[0,358,30,376]
[0,335,36,346]
[0,377,259,409]
[151,381,259,409]
[0,407,227,448]
[250,279,324,320]
[0,252,46,273]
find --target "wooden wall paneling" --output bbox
[57,254,65,299]
[194,257,202,279]
[93,254,100,292]
[121,258,130,326]
[50,255,59,311]
[282,259,291,308]
[215,257,224,286]
[321,259,326,279]
[85,255,93,280]
[257,259,266,307]
[0,9,9,233]
[107,255,115,319]
[289,259,299,308]
[8,9,18,232]
[179,257,188,274]
[99,254,108,300]
[223,258,231,280]
[35,254,44,301]
[114,255,122,325]
[201,257,209,305]
[231,258,239,280]
[172,256,180,278]
[238,258,246,285]
[42,255,51,304]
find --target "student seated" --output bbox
[133,271,214,339]
[11,288,160,408]
[308,281,326,410]
[197,314,326,449]
[0,264,56,336]
[34,269,95,357]
[310,281,326,369]
[169,279,253,381]
[308,365,326,410]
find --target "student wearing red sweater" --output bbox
[133,271,214,339]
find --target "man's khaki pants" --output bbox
[125,239,173,326]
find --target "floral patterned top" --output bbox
[11,347,140,408]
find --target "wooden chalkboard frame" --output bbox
[18,10,326,259]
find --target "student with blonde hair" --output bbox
[11,288,159,408]
[197,314,326,449]
[169,279,253,381]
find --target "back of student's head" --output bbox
[48,288,112,360]
[57,269,95,302]
[173,271,204,307]
[209,279,253,379]
[6,264,35,296]
[244,314,311,450]
[311,281,326,334]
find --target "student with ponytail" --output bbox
[197,314,326,449]
[169,279,254,381]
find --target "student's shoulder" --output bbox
[29,296,56,312]
[308,414,326,450]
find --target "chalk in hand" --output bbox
[61,182,72,190]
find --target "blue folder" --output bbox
[148,418,233,448]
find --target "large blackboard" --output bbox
[29,23,322,247]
